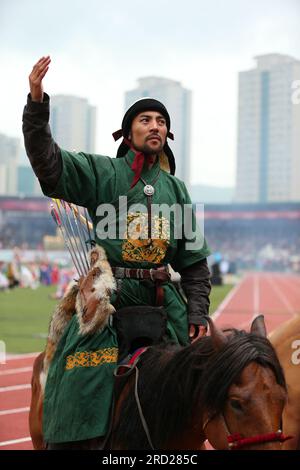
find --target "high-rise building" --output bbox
[235,54,300,203]
[125,77,192,187]
[50,95,97,153]
[17,166,36,196]
[0,133,20,195]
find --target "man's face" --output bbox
[129,111,167,155]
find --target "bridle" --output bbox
[202,412,292,450]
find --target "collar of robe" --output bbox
[123,138,158,189]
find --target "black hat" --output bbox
[113,98,176,175]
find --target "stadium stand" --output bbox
[1,197,300,273]
[200,203,300,273]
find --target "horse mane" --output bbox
[112,327,286,449]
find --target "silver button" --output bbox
[144,185,155,196]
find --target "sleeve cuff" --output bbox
[27,92,50,110]
[188,316,208,328]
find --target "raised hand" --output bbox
[29,56,51,102]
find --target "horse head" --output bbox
[201,315,290,450]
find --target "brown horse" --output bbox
[109,315,289,450]
[269,315,300,450]
[29,315,289,450]
[29,351,45,450]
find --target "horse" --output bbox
[109,314,289,450]
[29,314,289,450]
[269,315,300,450]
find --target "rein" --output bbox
[203,412,292,450]
[114,347,155,449]
[133,362,155,449]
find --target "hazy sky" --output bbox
[0,0,299,187]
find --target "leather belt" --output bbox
[111,266,171,283]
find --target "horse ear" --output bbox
[250,314,267,338]
[204,316,228,351]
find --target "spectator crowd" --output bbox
[0,249,76,299]
[205,218,300,274]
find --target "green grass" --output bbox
[0,284,233,353]
[210,284,233,315]
[0,286,57,354]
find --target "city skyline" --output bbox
[2,50,299,202]
[1,51,299,202]
[0,0,299,188]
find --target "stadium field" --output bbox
[0,284,233,354]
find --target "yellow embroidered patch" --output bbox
[122,212,170,263]
[65,347,118,370]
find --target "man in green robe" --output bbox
[22,56,211,447]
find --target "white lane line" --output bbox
[211,275,246,321]
[0,367,32,376]
[0,407,30,416]
[6,353,39,360]
[237,276,258,330]
[265,275,296,317]
[0,384,31,393]
[0,437,32,447]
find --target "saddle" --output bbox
[98,305,168,450]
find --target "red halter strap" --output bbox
[203,412,293,450]
[221,413,293,450]
[227,429,293,450]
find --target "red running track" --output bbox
[212,272,300,332]
[1,272,300,450]
[0,354,38,450]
